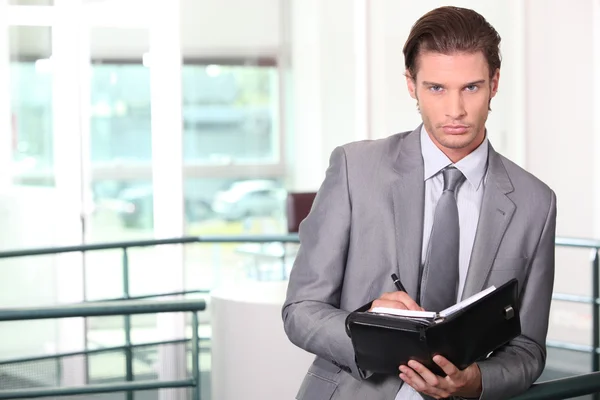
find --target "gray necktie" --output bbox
[420,167,466,312]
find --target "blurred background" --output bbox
[0,0,598,399]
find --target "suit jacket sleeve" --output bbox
[477,190,557,400]
[282,146,369,381]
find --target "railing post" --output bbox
[593,249,599,369]
[192,312,200,400]
[591,248,600,400]
[123,247,133,400]
[56,355,62,386]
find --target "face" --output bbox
[406,51,500,162]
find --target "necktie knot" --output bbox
[442,167,466,193]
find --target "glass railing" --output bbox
[0,234,599,399]
[0,299,206,400]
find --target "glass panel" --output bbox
[555,246,591,296]
[90,64,151,165]
[85,27,152,351]
[87,348,127,384]
[547,300,593,347]
[183,177,289,290]
[0,355,60,389]
[540,347,591,382]
[86,314,125,351]
[90,179,154,237]
[87,28,152,238]
[0,253,60,371]
[9,26,54,187]
[182,63,278,164]
[185,177,286,234]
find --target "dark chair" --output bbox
[286,192,317,233]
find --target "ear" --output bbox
[490,68,500,98]
[405,70,417,100]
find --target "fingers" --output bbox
[370,298,408,310]
[380,291,424,311]
[433,355,460,378]
[407,360,443,388]
[432,355,471,394]
[399,363,450,399]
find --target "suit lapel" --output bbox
[461,145,516,299]
[391,126,425,301]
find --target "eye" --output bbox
[429,85,443,93]
[465,85,479,92]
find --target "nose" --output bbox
[445,91,466,120]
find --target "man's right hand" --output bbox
[369,291,423,311]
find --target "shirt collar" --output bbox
[420,125,488,191]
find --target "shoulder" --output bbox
[499,153,554,196]
[335,130,414,161]
[494,151,556,212]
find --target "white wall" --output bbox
[90,0,282,58]
[522,1,598,338]
[180,0,280,56]
[524,0,596,239]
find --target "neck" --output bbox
[431,129,486,164]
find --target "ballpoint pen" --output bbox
[390,273,406,292]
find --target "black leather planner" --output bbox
[345,278,521,377]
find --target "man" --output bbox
[282,6,556,400]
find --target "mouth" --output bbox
[442,125,469,135]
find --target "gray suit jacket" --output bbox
[282,126,557,400]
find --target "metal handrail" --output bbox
[554,237,600,248]
[511,371,600,400]
[0,338,191,366]
[0,299,205,400]
[0,234,300,259]
[0,234,298,400]
[0,299,205,321]
[0,379,196,400]
[92,289,210,302]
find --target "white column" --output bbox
[593,0,600,239]
[286,0,324,191]
[524,0,595,239]
[149,0,186,397]
[353,0,370,142]
[52,0,87,386]
[286,0,363,191]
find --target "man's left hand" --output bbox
[399,355,482,399]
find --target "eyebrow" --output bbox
[422,80,487,87]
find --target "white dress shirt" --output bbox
[396,125,488,399]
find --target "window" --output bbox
[182,62,279,164]
[90,63,152,164]
[10,26,54,187]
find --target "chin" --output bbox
[437,134,479,151]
